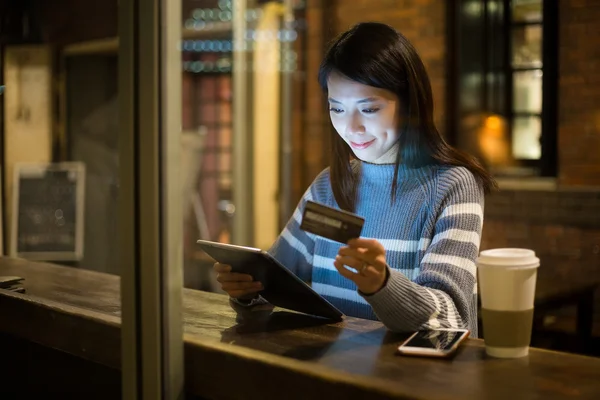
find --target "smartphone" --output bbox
[397,328,470,358]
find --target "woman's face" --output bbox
[327,71,401,163]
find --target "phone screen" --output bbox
[403,330,467,351]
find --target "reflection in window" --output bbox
[181,1,235,292]
[181,10,234,248]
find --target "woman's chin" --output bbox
[352,154,374,163]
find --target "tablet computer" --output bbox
[197,240,344,321]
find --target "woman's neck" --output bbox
[370,143,399,164]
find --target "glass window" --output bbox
[508,0,545,167]
[180,0,305,290]
[513,69,543,113]
[181,0,236,290]
[512,116,542,159]
[0,0,127,396]
[2,2,122,274]
[511,25,542,68]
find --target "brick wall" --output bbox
[481,188,600,324]
[481,190,600,275]
[558,0,600,187]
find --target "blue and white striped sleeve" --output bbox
[362,168,483,336]
[267,172,329,282]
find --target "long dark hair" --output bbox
[318,22,497,212]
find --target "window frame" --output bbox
[447,0,559,177]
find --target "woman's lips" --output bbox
[350,139,375,150]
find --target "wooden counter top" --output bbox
[1,257,599,399]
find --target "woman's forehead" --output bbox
[327,72,397,102]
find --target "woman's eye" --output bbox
[329,107,343,114]
[362,108,380,114]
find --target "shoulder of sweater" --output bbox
[433,165,477,185]
[303,167,332,202]
[432,165,483,199]
[311,167,331,187]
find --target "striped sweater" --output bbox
[267,161,484,336]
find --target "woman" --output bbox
[214,22,496,336]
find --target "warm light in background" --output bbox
[485,115,502,132]
[478,114,513,167]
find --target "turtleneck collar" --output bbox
[356,160,436,184]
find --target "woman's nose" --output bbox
[345,113,365,135]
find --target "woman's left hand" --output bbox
[334,238,389,295]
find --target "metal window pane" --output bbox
[512,116,542,160]
[512,0,542,23]
[120,0,184,398]
[513,69,543,113]
[160,0,185,397]
[512,25,542,68]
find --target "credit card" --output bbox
[300,200,365,244]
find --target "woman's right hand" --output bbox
[213,263,263,299]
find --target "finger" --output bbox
[339,246,386,270]
[213,263,231,273]
[229,288,261,299]
[336,254,366,273]
[216,272,254,283]
[338,248,382,271]
[337,256,382,278]
[361,265,380,277]
[338,246,369,262]
[348,238,384,253]
[221,281,263,291]
[334,258,359,282]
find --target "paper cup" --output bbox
[477,248,540,358]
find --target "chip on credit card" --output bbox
[300,200,365,244]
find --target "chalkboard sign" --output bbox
[10,162,85,261]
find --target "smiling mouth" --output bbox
[350,139,376,150]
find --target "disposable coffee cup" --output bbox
[477,248,540,358]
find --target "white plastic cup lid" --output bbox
[477,248,540,268]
